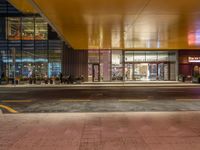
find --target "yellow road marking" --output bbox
[0,105,18,113]
[119,99,148,102]
[60,100,91,102]
[2,100,32,103]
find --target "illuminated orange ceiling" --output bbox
[8,0,37,14]
[9,0,200,50]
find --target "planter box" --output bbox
[55,80,61,84]
[192,77,200,83]
[18,81,29,85]
[0,81,8,85]
[35,81,42,85]
[49,80,53,84]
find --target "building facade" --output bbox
[87,50,178,82]
[179,50,200,80]
[0,0,64,80]
[1,0,200,83]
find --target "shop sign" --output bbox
[188,56,200,63]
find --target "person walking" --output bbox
[59,72,63,83]
[0,72,5,85]
[0,73,2,85]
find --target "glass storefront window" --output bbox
[112,50,122,65]
[48,41,62,77]
[164,64,169,80]
[7,17,48,41]
[134,63,148,80]
[170,63,176,81]
[7,17,21,40]
[22,18,34,40]
[100,50,111,81]
[148,63,157,80]
[169,52,177,62]
[158,52,169,61]
[125,64,133,80]
[35,41,48,78]
[35,18,47,40]
[112,50,123,81]
[1,16,62,79]
[88,50,100,81]
[7,41,21,78]
[88,50,178,82]
[48,62,61,77]
[146,52,157,62]
[88,50,99,63]
[22,41,34,77]
[0,17,6,40]
[134,51,145,62]
[88,64,93,82]
[0,43,7,78]
[125,51,133,62]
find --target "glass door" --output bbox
[134,63,148,80]
[148,64,157,80]
[164,64,169,80]
[125,64,133,81]
[158,63,164,80]
[158,63,169,81]
[93,64,100,82]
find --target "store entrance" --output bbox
[92,64,100,82]
[125,63,169,81]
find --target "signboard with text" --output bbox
[188,56,200,63]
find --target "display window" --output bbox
[88,50,178,82]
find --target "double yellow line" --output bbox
[0,100,32,113]
[0,105,18,113]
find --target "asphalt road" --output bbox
[0,86,200,113]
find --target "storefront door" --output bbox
[125,64,133,80]
[134,63,148,80]
[133,63,169,81]
[92,64,100,82]
[158,63,169,80]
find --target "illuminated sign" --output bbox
[188,32,200,46]
[188,56,200,63]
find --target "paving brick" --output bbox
[0,112,200,150]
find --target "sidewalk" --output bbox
[0,81,199,88]
[1,112,200,150]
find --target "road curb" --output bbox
[0,84,200,88]
[0,108,3,116]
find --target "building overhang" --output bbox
[8,0,200,50]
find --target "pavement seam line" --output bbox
[60,100,91,102]
[119,99,148,102]
[176,99,200,101]
[0,105,18,113]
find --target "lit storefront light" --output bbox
[188,56,200,63]
[188,31,200,46]
[2,58,48,63]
